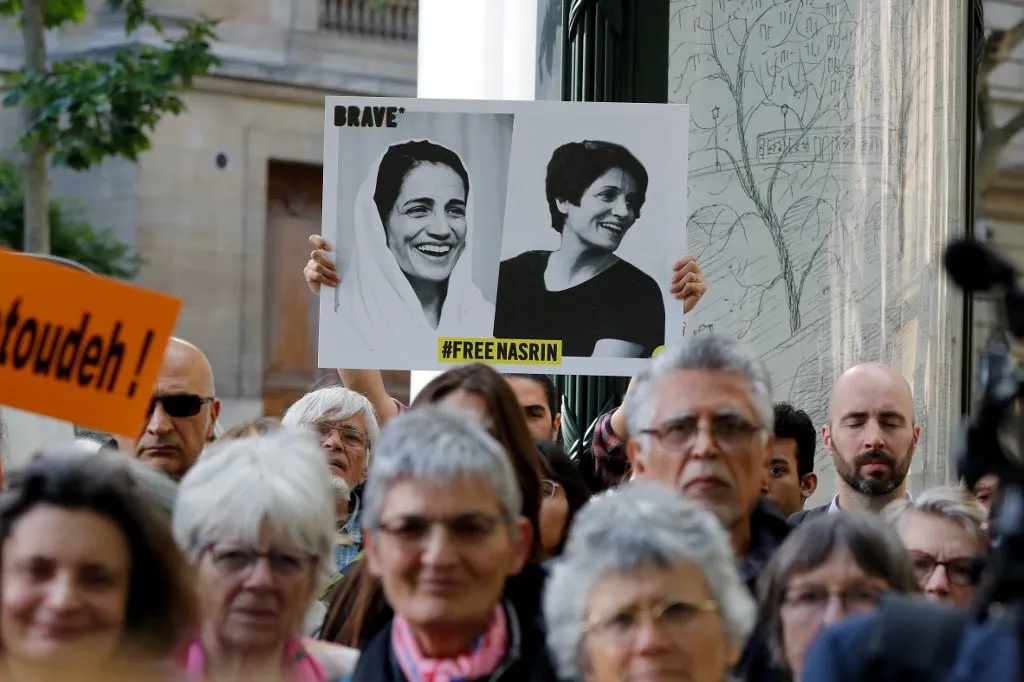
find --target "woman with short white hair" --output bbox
[544,480,755,682]
[883,486,988,609]
[172,429,359,681]
[347,405,552,681]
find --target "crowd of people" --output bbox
[0,232,997,682]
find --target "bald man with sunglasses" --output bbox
[134,337,220,480]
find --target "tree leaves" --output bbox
[0,158,143,279]
[3,2,220,171]
[0,0,87,29]
[10,19,220,171]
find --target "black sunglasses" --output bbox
[148,393,214,419]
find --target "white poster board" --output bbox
[318,97,689,377]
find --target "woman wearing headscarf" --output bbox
[333,139,493,361]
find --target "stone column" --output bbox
[667,0,972,501]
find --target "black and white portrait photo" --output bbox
[318,102,513,370]
[493,105,688,375]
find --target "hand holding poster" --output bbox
[0,251,181,436]
[318,98,688,376]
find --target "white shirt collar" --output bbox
[827,490,913,514]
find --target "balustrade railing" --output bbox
[319,0,418,42]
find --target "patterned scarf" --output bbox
[391,604,509,682]
[182,635,327,682]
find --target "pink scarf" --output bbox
[391,604,509,682]
[182,636,326,682]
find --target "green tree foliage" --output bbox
[1,0,220,171]
[0,158,142,279]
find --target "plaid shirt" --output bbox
[333,493,363,573]
[592,409,632,487]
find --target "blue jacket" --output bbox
[802,607,1020,682]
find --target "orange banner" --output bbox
[0,251,181,436]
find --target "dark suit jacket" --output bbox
[800,593,1015,682]
[786,502,829,528]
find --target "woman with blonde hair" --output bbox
[883,486,988,609]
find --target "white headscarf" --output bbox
[334,140,494,362]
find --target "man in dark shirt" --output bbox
[622,333,790,682]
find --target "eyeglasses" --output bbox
[148,393,214,419]
[314,422,367,451]
[783,585,888,618]
[204,544,315,577]
[376,513,507,547]
[583,595,719,642]
[542,479,562,498]
[910,552,980,587]
[640,414,765,453]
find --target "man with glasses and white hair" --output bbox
[623,333,790,682]
[283,384,381,574]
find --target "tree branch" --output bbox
[995,107,1024,145]
[977,75,994,133]
[980,18,1024,79]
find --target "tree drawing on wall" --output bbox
[676,0,915,335]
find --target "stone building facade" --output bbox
[0,0,417,427]
[972,1,1024,387]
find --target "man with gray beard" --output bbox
[282,384,380,572]
[789,362,919,526]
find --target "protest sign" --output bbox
[318,97,689,376]
[0,251,181,436]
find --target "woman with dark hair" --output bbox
[0,448,196,681]
[493,140,681,358]
[319,363,547,652]
[535,441,591,559]
[333,139,493,359]
[757,511,920,681]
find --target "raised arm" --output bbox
[304,234,402,426]
[592,255,707,484]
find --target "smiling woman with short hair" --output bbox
[493,140,664,359]
[0,448,195,682]
[347,405,555,681]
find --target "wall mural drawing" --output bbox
[669,0,966,494]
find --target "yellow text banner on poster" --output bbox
[438,338,562,365]
[0,250,182,436]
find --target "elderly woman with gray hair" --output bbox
[882,486,988,608]
[172,429,359,681]
[544,480,755,682]
[346,405,553,681]
[757,512,920,682]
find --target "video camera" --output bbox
[939,238,1024,675]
